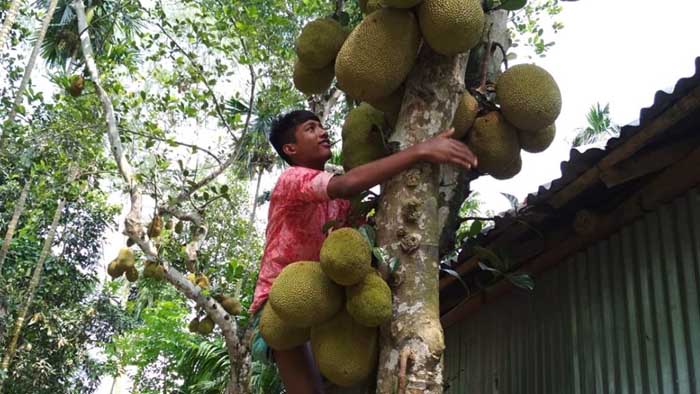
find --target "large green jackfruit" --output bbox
[452,90,479,139]
[341,103,388,171]
[293,60,335,96]
[380,0,422,8]
[468,112,520,178]
[367,85,404,128]
[320,228,372,286]
[269,261,344,327]
[496,64,562,131]
[115,248,135,270]
[296,19,348,70]
[335,8,420,102]
[359,0,382,14]
[489,151,522,180]
[259,303,310,350]
[418,0,484,55]
[311,310,379,387]
[107,260,124,279]
[518,123,556,153]
[346,271,392,327]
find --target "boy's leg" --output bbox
[274,343,325,394]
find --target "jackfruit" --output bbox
[380,0,422,8]
[198,316,214,335]
[367,86,404,128]
[496,64,562,131]
[452,90,479,139]
[188,317,199,333]
[147,215,163,238]
[219,295,242,315]
[293,59,334,96]
[125,266,139,282]
[269,261,344,327]
[68,75,84,97]
[518,123,555,153]
[259,303,310,351]
[359,0,382,14]
[341,103,388,171]
[143,261,165,280]
[320,228,372,286]
[311,310,379,387]
[346,271,392,327]
[107,260,124,279]
[296,19,348,70]
[335,8,420,102]
[489,152,522,180]
[467,112,520,177]
[116,248,135,270]
[418,0,485,56]
[195,274,210,289]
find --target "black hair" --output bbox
[268,110,320,165]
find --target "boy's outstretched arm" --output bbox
[327,128,478,199]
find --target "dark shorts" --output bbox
[250,305,274,365]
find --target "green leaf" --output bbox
[500,0,527,11]
[358,224,375,247]
[473,245,502,267]
[440,267,470,293]
[478,261,502,275]
[506,272,535,291]
[468,220,483,237]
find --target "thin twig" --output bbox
[122,128,222,165]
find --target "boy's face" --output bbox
[283,119,332,169]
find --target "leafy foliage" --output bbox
[572,102,620,147]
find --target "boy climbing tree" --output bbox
[248,110,477,393]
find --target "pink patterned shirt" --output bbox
[249,166,351,314]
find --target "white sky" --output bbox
[87,0,699,391]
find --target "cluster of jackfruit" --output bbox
[464,64,561,179]
[262,228,392,387]
[107,248,139,282]
[293,18,348,96]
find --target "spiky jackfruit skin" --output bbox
[143,261,165,280]
[496,64,562,131]
[296,19,348,70]
[198,316,214,335]
[220,296,242,315]
[188,318,199,333]
[341,103,388,171]
[116,248,135,270]
[346,271,392,327]
[380,0,422,8]
[518,123,556,153]
[259,303,310,350]
[320,228,372,286]
[311,310,379,387]
[107,260,124,279]
[452,91,479,139]
[125,267,139,282]
[293,60,334,96]
[489,152,522,180]
[359,0,382,14]
[418,0,484,56]
[367,86,404,128]
[468,112,520,177]
[269,261,344,327]
[335,8,420,102]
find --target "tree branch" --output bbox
[122,128,222,165]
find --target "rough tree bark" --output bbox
[71,1,250,392]
[0,181,29,274]
[0,0,22,52]
[438,9,510,256]
[0,198,65,379]
[375,46,469,394]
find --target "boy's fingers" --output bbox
[438,127,455,138]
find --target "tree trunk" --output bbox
[71,2,249,392]
[438,10,510,256]
[0,181,30,274]
[0,198,65,379]
[6,0,59,124]
[0,0,22,52]
[375,46,469,394]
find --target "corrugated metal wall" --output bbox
[444,187,700,394]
